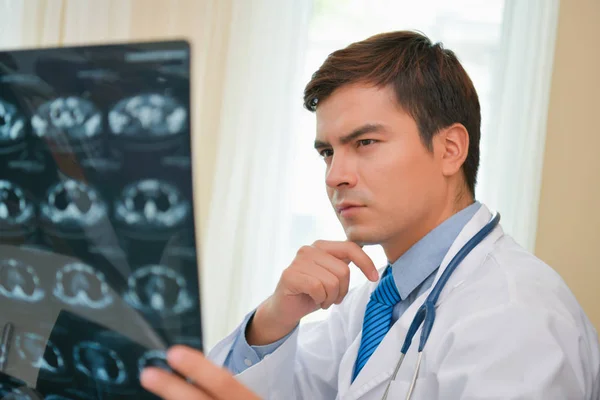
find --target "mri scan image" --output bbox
[0,387,41,400]
[31,96,102,142]
[54,262,113,309]
[0,98,26,147]
[0,180,36,242]
[0,258,44,302]
[73,341,127,385]
[114,179,190,231]
[15,333,65,375]
[125,265,193,316]
[0,374,25,397]
[46,396,82,400]
[45,391,96,400]
[109,93,187,138]
[45,394,95,400]
[137,350,171,375]
[0,40,199,398]
[40,180,108,231]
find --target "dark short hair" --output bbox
[303,30,481,196]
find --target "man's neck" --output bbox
[382,196,475,263]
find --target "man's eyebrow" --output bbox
[314,123,386,149]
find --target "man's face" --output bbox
[314,83,449,252]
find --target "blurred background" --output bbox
[0,0,598,350]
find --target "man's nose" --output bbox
[325,153,358,189]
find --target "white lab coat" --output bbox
[209,205,600,399]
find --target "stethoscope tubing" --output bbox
[381,212,501,400]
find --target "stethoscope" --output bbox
[381,212,501,400]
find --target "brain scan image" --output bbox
[40,180,108,230]
[45,395,93,400]
[0,374,36,399]
[16,332,65,374]
[0,40,200,398]
[125,265,193,315]
[31,96,101,141]
[0,98,26,146]
[114,179,190,231]
[0,258,44,302]
[0,387,38,400]
[109,93,187,138]
[0,180,35,234]
[73,341,127,385]
[45,392,95,400]
[54,262,113,308]
[137,349,172,374]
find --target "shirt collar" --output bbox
[389,201,482,300]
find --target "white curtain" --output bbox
[477,0,561,251]
[202,0,313,349]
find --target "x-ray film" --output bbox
[0,40,201,399]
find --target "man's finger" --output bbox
[311,253,351,303]
[141,367,210,400]
[166,346,261,400]
[295,272,327,306]
[303,263,340,309]
[312,240,378,281]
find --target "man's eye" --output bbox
[358,139,376,147]
[320,149,333,158]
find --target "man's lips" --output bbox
[336,203,366,214]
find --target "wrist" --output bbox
[246,298,298,346]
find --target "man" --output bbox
[142,31,600,399]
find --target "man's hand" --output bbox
[247,240,378,345]
[141,346,261,400]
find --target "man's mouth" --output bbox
[336,203,366,216]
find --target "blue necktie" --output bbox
[352,266,401,381]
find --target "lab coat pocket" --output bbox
[385,374,438,400]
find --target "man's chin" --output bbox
[345,228,381,246]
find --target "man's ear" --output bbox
[437,123,469,177]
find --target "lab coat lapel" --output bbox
[341,204,502,399]
[336,320,362,398]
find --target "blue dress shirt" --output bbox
[223,202,481,374]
